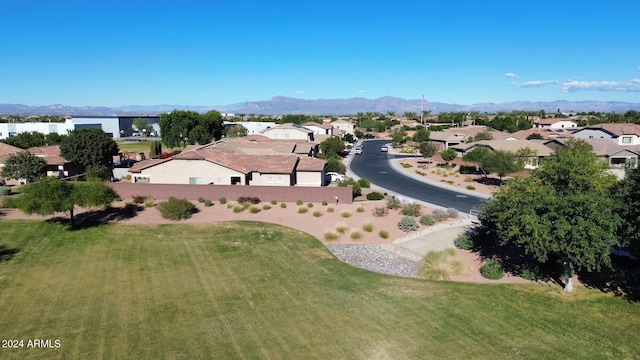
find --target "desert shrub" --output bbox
[387,197,402,210]
[132,195,145,204]
[335,224,349,234]
[459,165,476,174]
[144,196,155,207]
[446,208,459,218]
[280,203,287,209]
[350,231,363,241]
[262,204,271,210]
[0,186,11,196]
[296,200,303,205]
[219,197,227,204]
[204,200,213,207]
[249,206,261,214]
[2,196,20,208]
[416,170,426,176]
[298,207,308,214]
[398,216,419,232]
[401,163,413,168]
[402,203,422,217]
[307,202,314,208]
[157,197,196,221]
[271,200,277,205]
[226,202,233,209]
[420,248,466,280]
[481,259,505,280]
[340,211,351,218]
[233,205,243,213]
[420,215,436,226]
[238,196,260,204]
[242,202,251,210]
[356,206,365,213]
[466,185,476,190]
[357,178,371,188]
[338,178,362,197]
[454,232,474,250]
[362,222,374,232]
[372,207,389,217]
[379,230,389,239]
[322,200,328,206]
[431,209,450,222]
[327,207,334,213]
[198,197,206,203]
[366,192,384,201]
[324,232,339,242]
[313,210,322,217]
[520,263,544,281]
[124,202,138,215]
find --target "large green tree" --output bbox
[16,177,118,220]
[60,128,119,171]
[319,137,345,157]
[611,166,640,258]
[1,151,47,183]
[462,146,492,177]
[440,148,457,166]
[482,150,522,184]
[159,110,224,148]
[480,139,620,292]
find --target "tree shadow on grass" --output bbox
[0,245,20,263]
[577,255,640,303]
[45,205,144,231]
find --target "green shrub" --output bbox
[204,200,213,207]
[420,248,466,280]
[340,211,351,218]
[431,209,449,222]
[296,200,303,205]
[356,206,365,213]
[157,197,196,221]
[327,207,334,213]
[262,204,271,210]
[357,178,371,188]
[226,202,233,209]
[242,202,251,210]
[401,163,413,168]
[338,178,362,197]
[233,205,243,213]
[322,200,328,206]
[401,203,422,217]
[481,259,505,280]
[249,206,261,214]
[124,202,138,215]
[366,192,384,201]
[280,203,287,209]
[387,197,402,210]
[2,196,21,208]
[313,210,322,217]
[198,197,206,203]
[350,231,363,241]
[520,263,544,281]
[372,207,389,217]
[144,196,155,207]
[307,202,314,208]
[362,222,374,232]
[420,215,436,226]
[398,216,419,232]
[132,195,145,204]
[219,197,227,204]
[446,208,459,218]
[466,185,476,190]
[459,165,476,174]
[454,232,474,250]
[324,232,339,242]
[0,186,11,196]
[379,230,389,239]
[298,207,308,214]
[271,200,277,205]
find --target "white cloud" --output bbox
[293,91,305,95]
[561,79,640,92]
[357,90,366,93]
[511,80,559,88]
[504,72,517,78]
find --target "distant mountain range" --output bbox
[2,96,640,116]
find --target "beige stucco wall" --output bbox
[134,159,245,184]
[262,128,309,140]
[249,172,293,186]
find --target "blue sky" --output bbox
[2,0,639,107]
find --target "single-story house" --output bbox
[573,123,640,146]
[26,145,82,178]
[450,140,555,169]
[261,123,315,141]
[533,118,578,129]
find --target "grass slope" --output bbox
[0,220,638,359]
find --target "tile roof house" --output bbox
[450,140,555,169]
[511,127,574,140]
[26,145,82,179]
[573,123,640,146]
[128,138,328,186]
[551,138,638,169]
[261,123,315,141]
[533,118,578,129]
[428,126,515,150]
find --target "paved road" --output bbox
[349,139,486,214]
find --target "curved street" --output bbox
[348,139,486,214]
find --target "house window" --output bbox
[622,137,632,144]
[267,176,273,183]
[285,133,290,139]
[189,177,204,184]
[231,176,241,185]
[216,177,222,183]
[135,177,150,183]
[277,176,283,183]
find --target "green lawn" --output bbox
[0,220,638,359]
[116,140,155,153]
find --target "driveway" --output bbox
[393,222,472,256]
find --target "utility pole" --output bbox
[420,94,425,125]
